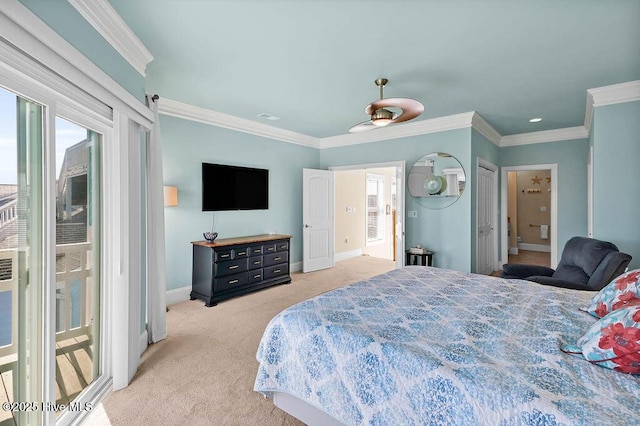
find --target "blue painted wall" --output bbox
[499,138,590,255]
[470,130,500,272]
[592,101,640,270]
[319,129,473,272]
[161,115,319,290]
[18,0,145,100]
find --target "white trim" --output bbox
[471,113,501,146]
[518,243,551,252]
[584,91,594,131]
[500,126,588,147]
[68,0,153,76]
[0,40,113,124]
[500,164,558,268]
[153,81,640,150]
[159,97,321,148]
[320,112,475,149]
[587,80,640,107]
[166,285,192,306]
[334,249,364,262]
[139,330,148,356]
[290,261,302,273]
[587,145,593,238]
[0,0,153,126]
[584,80,640,131]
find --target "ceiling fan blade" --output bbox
[365,97,424,123]
[349,120,376,133]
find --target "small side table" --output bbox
[405,250,434,267]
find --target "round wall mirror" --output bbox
[408,152,466,209]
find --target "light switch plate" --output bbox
[408,211,418,218]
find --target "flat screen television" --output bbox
[202,162,269,211]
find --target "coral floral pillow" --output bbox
[562,305,640,375]
[582,269,640,318]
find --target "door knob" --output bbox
[304,224,312,228]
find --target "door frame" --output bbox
[500,164,558,268]
[329,161,405,270]
[475,158,499,273]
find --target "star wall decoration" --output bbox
[531,175,542,185]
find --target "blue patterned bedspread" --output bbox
[254,266,640,425]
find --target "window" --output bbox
[366,173,385,244]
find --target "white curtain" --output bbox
[146,94,167,343]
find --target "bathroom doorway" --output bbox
[501,164,558,268]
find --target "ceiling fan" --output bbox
[349,78,424,133]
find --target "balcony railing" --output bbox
[0,248,17,360]
[0,242,93,361]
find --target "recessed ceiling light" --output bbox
[257,113,280,121]
[529,117,542,123]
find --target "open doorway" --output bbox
[329,161,405,269]
[501,164,558,268]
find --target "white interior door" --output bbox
[477,163,497,274]
[303,169,334,273]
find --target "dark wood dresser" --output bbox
[191,234,292,306]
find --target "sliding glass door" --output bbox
[0,87,45,426]
[0,85,104,425]
[53,117,101,416]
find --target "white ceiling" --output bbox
[107,0,640,140]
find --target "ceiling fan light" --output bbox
[372,118,392,127]
[371,108,394,126]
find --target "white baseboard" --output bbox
[290,261,302,273]
[509,247,519,255]
[139,330,148,357]
[334,248,363,262]
[518,243,551,252]
[166,285,191,306]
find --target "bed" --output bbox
[254,266,640,425]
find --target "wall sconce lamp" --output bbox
[164,185,178,207]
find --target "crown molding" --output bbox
[158,78,640,150]
[584,80,640,131]
[69,0,153,76]
[319,112,475,149]
[584,91,594,132]
[587,80,640,107]
[471,113,501,146]
[500,126,588,147]
[158,97,321,148]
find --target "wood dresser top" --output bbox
[191,234,292,248]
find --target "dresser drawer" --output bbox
[249,245,263,256]
[248,269,263,283]
[214,272,247,291]
[263,243,277,254]
[276,241,289,252]
[263,252,287,267]
[214,249,233,262]
[264,264,288,280]
[214,258,248,276]
[248,256,263,270]
[234,246,249,258]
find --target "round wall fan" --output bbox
[349,78,424,133]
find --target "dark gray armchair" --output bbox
[501,236,632,291]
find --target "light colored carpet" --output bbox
[102,256,395,425]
